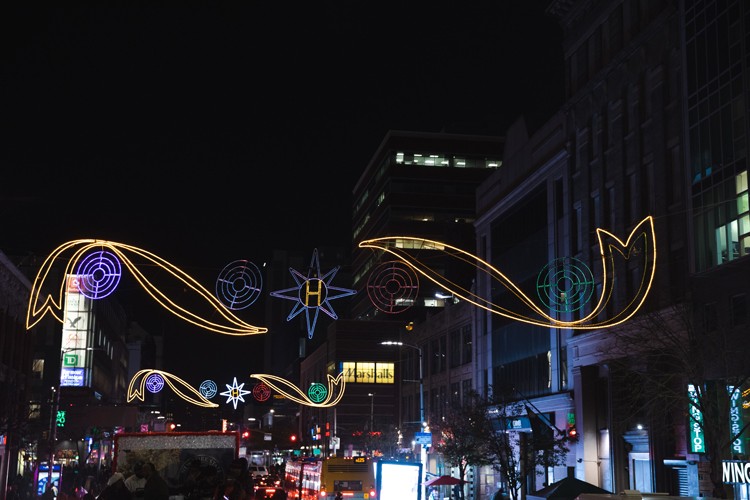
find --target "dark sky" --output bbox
[2,5,563,399]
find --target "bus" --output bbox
[283,456,377,499]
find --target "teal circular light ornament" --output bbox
[307,382,328,403]
[536,257,595,313]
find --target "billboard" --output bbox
[376,460,422,500]
[61,275,92,387]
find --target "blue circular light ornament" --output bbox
[216,260,263,310]
[199,379,218,399]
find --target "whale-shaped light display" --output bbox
[250,372,346,407]
[26,239,267,336]
[128,369,218,408]
[358,216,656,330]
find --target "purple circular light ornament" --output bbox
[366,261,419,314]
[215,260,263,310]
[146,373,165,393]
[76,250,122,299]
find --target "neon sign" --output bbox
[250,372,346,407]
[128,369,218,408]
[220,377,251,409]
[359,216,656,329]
[270,249,356,339]
[688,384,705,453]
[26,240,267,336]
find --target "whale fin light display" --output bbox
[128,369,218,408]
[26,239,268,336]
[359,215,656,330]
[250,372,346,407]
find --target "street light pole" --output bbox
[367,393,376,431]
[380,340,426,500]
[49,347,99,485]
[380,341,424,425]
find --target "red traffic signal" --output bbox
[290,434,297,442]
[567,424,578,440]
[242,431,250,439]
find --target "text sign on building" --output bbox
[61,367,85,387]
[342,361,395,384]
[729,386,746,455]
[415,432,432,446]
[688,384,705,453]
[723,460,750,484]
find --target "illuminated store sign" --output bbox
[342,362,395,384]
[729,386,746,455]
[688,384,705,453]
[723,460,750,484]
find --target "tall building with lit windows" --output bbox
[467,1,750,499]
[297,131,504,459]
[350,130,504,324]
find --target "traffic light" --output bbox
[290,434,297,443]
[242,431,250,439]
[566,412,578,440]
[566,424,578,440]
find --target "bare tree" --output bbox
[605,298,750,499]
[433,391,495,500]
[483,388,571,500]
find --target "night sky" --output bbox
[2,5,563,392]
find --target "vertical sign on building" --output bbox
[728,386,746,455]
[61,275,91,387]
[688,384,705,453]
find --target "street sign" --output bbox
[415,432,432,445]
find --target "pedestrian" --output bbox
[124,462,147,499]
[182,461,203,499]
[97,472,130,500]
[41,483,56,500]
[141,463,169,500]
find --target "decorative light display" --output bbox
[366,260,419,314]
[359,215,656,329]
[269,249,356,339]
[75,250,122,299]
[252,382,271,402]
[220,377,251,409]
[128,369,218,408]
[26,239,268,336]
[145,373,165,393]
[536,257,595,313]
[215,260,263,310]
[307,382,327,403]
[199,380,218,399]
[250,372,346,408]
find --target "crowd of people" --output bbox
[6,458,288,500]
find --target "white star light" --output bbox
[220,377,251,409]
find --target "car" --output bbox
[248,465,270,479]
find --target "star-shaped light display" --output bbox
[270,249,356,339]
[220,377,251,409]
